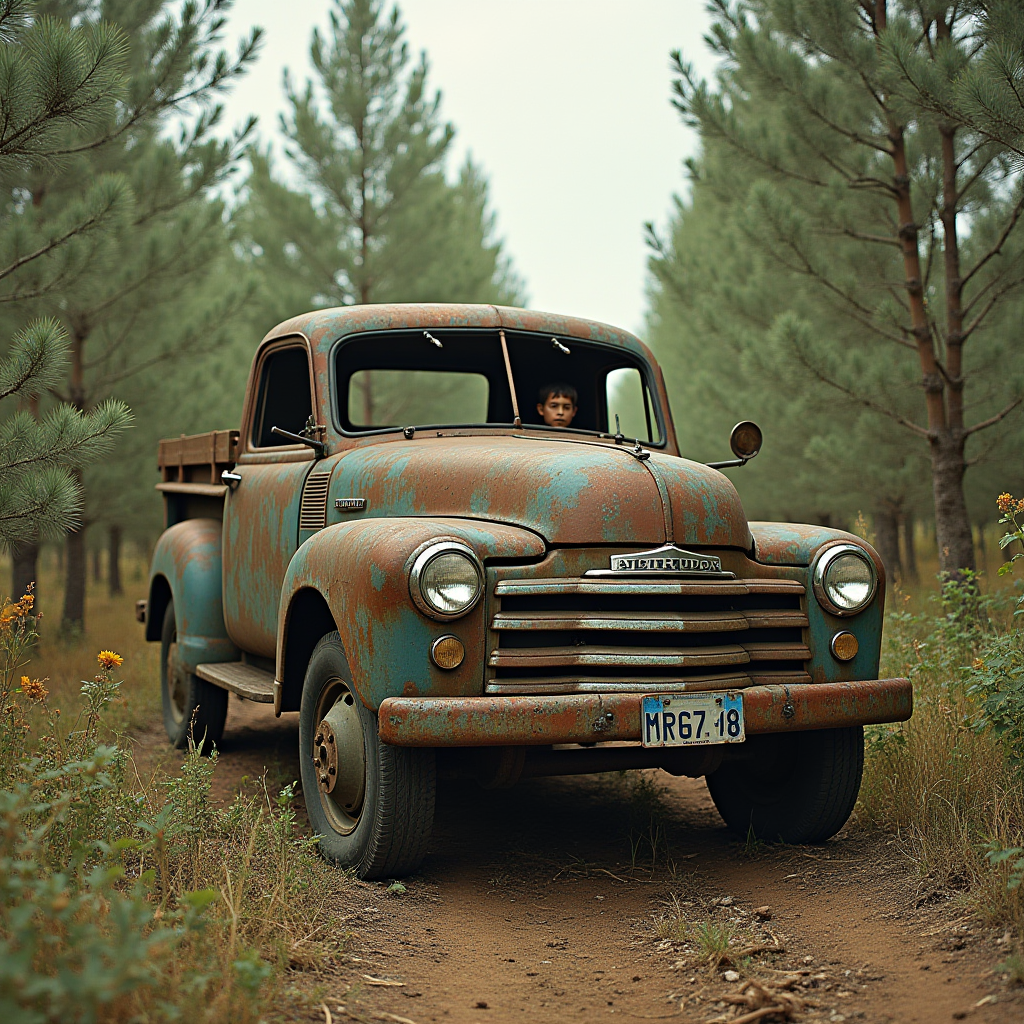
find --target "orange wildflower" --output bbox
[997,492,1015,513]
[20,676,48,701]
[97,650,124,669]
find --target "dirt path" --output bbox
[134,699,1021,1024]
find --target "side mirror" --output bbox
[729,421,762,461]
[706,421,762,470]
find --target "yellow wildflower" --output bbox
[97,650,123,669]
[20,676,48,701]
[997,492,1015,513]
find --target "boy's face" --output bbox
[537,393,577,428]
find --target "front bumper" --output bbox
[378,678,911,747]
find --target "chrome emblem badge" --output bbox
[608,544,725,575]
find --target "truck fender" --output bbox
[146,518,238,672]
[750,522,886,685]
[275,517,545,714]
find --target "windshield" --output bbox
[333,328,663,443]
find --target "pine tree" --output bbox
[1,320,128,552]
[1,0,260,630]
[238,0,522,350]
[884,1,1024,157]
[0,2,134,598]
[667,0,1024,578]
[645,154,932,584]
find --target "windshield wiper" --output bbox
[498,328,522,427]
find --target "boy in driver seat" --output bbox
[537,383,577,428]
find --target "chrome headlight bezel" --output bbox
[812,543,878,617]
[409,541,484,620]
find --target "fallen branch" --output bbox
[714,1007,791,1024]
[736,944,786,957]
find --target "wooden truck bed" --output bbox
[157,429,239,526]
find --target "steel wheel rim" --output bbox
[312,677,366,835]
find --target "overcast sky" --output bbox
[219,1,719,337]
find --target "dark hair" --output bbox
[538,382,578,406]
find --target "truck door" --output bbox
[222,339,317,657]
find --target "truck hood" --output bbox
[326,436,752,549]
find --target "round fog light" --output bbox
[830,631,859,662]
[431,635,465,670]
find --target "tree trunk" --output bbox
[11,539,39,606]
[873,5,976,581]
[929,433,974,577]
[874,507,902,586]
[108,524,123,597]
[900,512,918,584]
[91,545,102,582]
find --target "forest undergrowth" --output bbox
[0,569,354,1022]
[2,511,1023,1018]
[859,496,1024,953]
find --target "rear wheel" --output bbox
[159,600,228,753]
[299,632,435,879]
[706,727,864,844]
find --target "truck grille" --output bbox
[487,577,809,695]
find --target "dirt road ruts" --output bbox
[134,699,1022,1024]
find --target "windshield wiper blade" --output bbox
[498,328,522,427]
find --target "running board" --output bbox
[195,662,275,703]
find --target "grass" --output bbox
[8,548,161,741]
[1,551,359,1021]
[858,569,1024,938]
[653,895,737,959]
[623,770,675,875]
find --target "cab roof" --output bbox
[264,303,654,363]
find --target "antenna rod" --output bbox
[498,329,521,427]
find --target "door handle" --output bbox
[221,470,242,489]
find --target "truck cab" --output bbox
[141,304,911,878]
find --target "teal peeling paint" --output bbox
[277,517,544,707]
[149,519,237,672]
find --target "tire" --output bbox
[299,632,435,879]
[159,600,228,753]
[706,727,864,844]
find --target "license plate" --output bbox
[641,692,745,747]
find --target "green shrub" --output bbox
[0,592,346,1021]
[859,496,1024,934]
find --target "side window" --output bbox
[606,367,661,444]
[251,346,314,448]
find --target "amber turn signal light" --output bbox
[431,635,465,670]
[830,631,859,662]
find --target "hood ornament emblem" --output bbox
[585,544,734,578]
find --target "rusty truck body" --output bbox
[140,303,911,878]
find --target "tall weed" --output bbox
[0,589,351,1022]
[860,544,1024,931]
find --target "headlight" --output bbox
[812,544,877,616]
[410,542,483,619]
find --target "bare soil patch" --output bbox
[132,698,1023,1024]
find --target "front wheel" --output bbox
[159,600,228,753]
[299,632,435,879]
[706,726,864,844]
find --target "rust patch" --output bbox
[377,678,911,747]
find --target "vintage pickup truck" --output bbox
[140,304,911,878]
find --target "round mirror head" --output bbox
[729,420,763,460]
